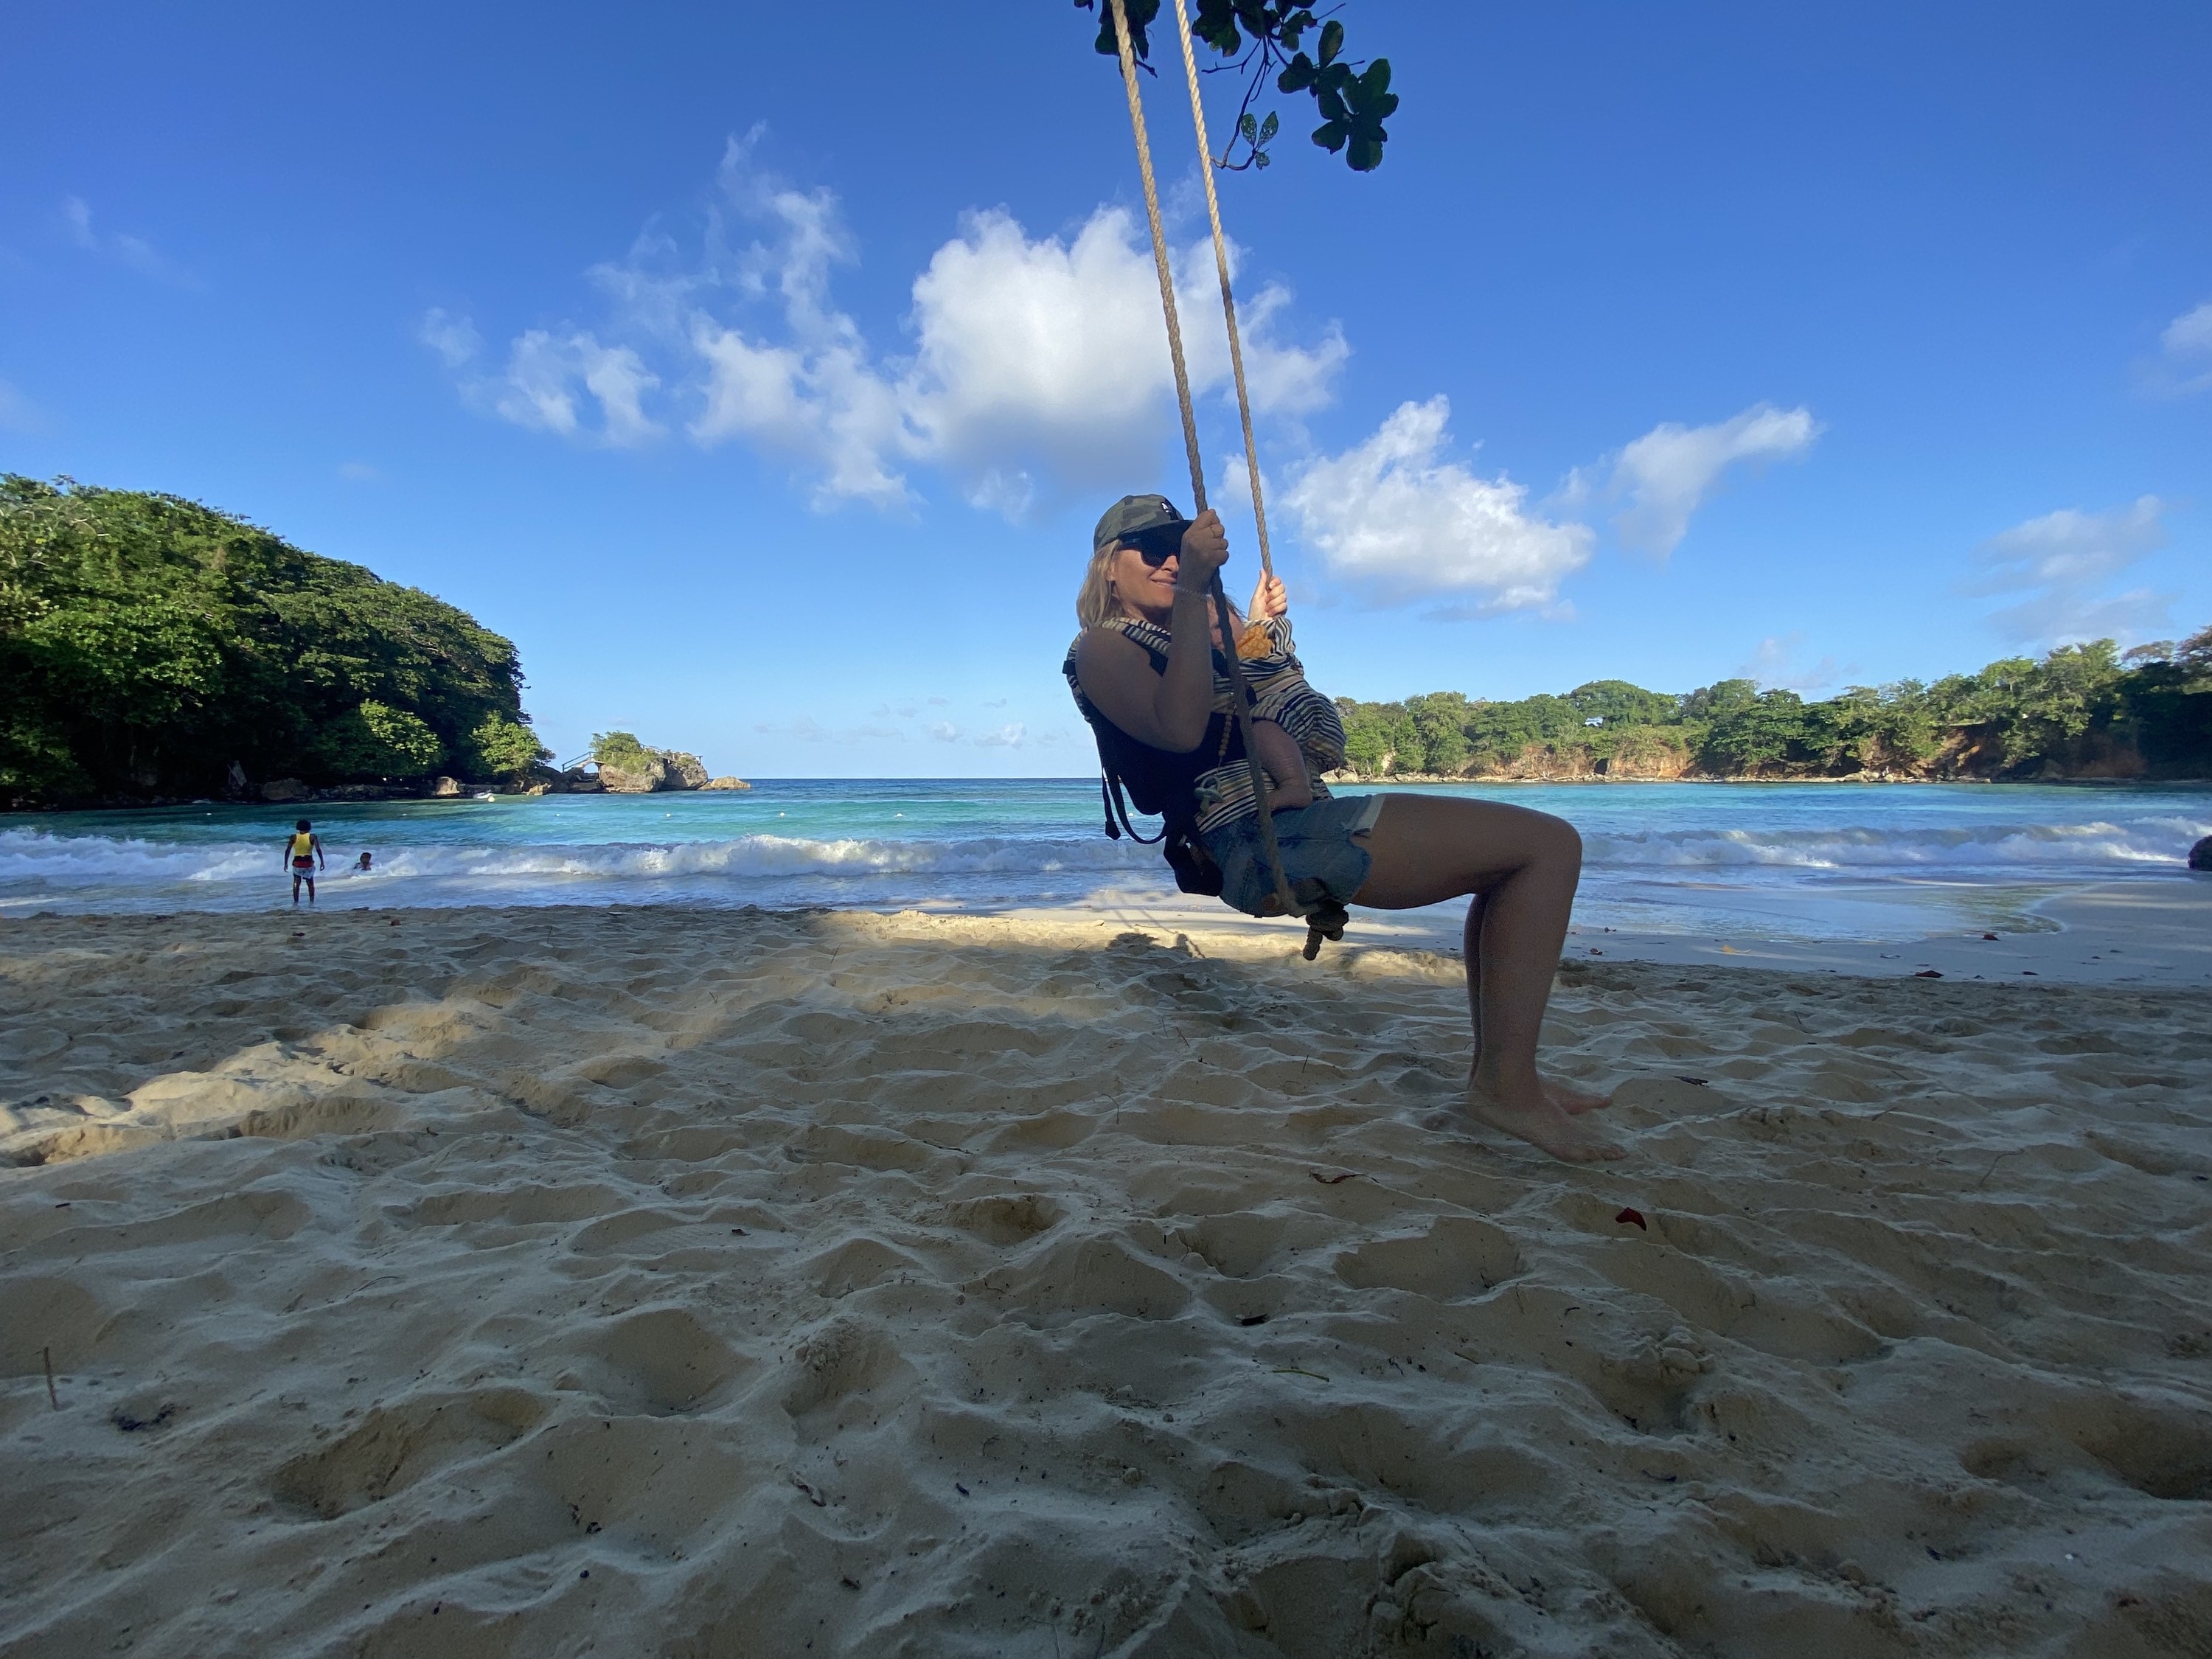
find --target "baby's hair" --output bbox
[296,819,311,832]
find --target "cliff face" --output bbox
[1327,731,2159,785]
[1329,738,1699,785]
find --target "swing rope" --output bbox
[1166,0,1276,588]
[1105,0,1342,956]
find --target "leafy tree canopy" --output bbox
[1,476,548,806]
[1075,0,1398,172]
[1331,630,2211,782]
[589,731,655,772]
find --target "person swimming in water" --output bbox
[283,819,325,905]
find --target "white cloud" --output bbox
[898,206,1343,511]
[1608,403,1820,557]
[1280,397,1591,611]
[680,146,914,507]
[61,196,192,285]
[422,136,1343,512]
[2167,301,2212,356]
[497,329,664,447]
[1737,632,1848,693]
[754,717,904,744]
[418,307,482,368]
[421,312,662,448]
[926,722,961,742]
[2157,299,2212,394]
[0,378,46,434]
[1967,495,2173,645]
[974,723,1027,748]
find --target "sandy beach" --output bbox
[4,902,2210,1658]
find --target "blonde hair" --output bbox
[1077,540,1242,632]
[1075,543,1126,630]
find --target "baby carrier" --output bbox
[1071,630,1237,897]
[1065,613,1349,900]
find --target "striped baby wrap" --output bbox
[1062,613,1346,836]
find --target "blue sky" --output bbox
[5,1,2208,779]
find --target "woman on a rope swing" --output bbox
[1067,494,1623,1164]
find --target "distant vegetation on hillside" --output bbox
[1334,632,2212,782]
[1,476,547,807]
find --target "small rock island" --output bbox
[560,731,749,796]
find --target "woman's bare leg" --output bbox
[1352,794,1622,1162]
[1461,886,1605,1115]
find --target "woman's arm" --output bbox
[1074,512,1229,753]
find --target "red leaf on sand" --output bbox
[1913,969,1942,978]
[1982,933,1998,941]
[1615,1207,1647,1229]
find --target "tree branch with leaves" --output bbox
[1074,0,1398,172]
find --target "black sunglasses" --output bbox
[1124,524,1188,566]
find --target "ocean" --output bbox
[2,779,2206,942]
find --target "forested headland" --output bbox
[1,476,548,809]
[1332,630,2212,783]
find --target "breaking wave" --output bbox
[1582,817,2205,873]
[0,799,2202,917]
[0,829,1155,894]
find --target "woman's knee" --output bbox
[1528,810,1582,869]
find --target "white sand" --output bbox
[3,904,2209,1658]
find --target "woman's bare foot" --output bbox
[1476,1062,1613,1115]
[1464,1074,1626,1162]
[1544,1075,1613,1115]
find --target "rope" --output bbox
[1168,0,1275,582]
[1106,0,1205,514]
[1105,0,1306,928]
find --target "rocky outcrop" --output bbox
[597,754,671,793]
[568,746,741,793]
[261,778,310,803]
[2191,835,2212,872]
[431,776,466,798]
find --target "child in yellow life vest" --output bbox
[283,818,325,905]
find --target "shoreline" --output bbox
[8,771,2212,817]
[2,877,2207,987]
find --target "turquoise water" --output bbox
[2,779,2207,942]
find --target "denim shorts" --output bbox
[1203,793,1385,918]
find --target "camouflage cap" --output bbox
[1091,493,1189,554]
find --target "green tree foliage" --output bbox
[1075,0,1397,172]
[1405,692,1471,775]
[1326,633,2212,782]
[312,700,446,780]
[589,731,655,772]
[2120,627,2212,774]
[0,476,545,805]
[467,712,551,778]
